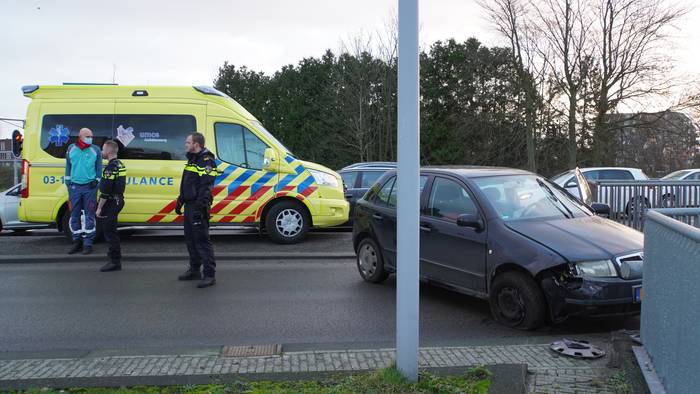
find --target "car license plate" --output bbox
[633,286,643,303]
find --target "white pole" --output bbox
[396,0,420,382]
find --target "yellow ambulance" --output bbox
[17,84,348,243]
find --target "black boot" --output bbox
[82,245,93,255]
[100,261,122,272]
[197,276,216,288]
[178,269,202,281]
[67,241,83,255]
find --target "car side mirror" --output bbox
[263,148,278,171]
[590,202,610,217]
[564,181,577,188]
[457,213,484,231]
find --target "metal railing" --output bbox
[641,209,700,393]
[594,180,700,230]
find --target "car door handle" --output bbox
[345,194,354,199]
[373,213,384,220]
[420,223,432,232]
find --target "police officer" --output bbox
[175,132,219,288]
[95,140,126,272]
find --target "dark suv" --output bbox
[338,162,396,224]
[352,167,644,329]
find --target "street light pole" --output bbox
[396,0,420,382]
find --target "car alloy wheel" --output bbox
[275,209,303,238]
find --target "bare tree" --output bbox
[591,0,688,164]
[532,0,591,168]
[480,0,543,172]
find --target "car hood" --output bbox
[299,160,339,176]
[505,215,643,262]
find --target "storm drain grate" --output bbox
[221,344,282,357]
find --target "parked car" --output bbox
[338,162,396,224]
[658,169,700,207]
[0,184,48,233]
[551,167,649,199]
[660,169,700,181]
[353,167,643,330]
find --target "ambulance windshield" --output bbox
[252,121,293,156]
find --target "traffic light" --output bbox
[12,130,23,157]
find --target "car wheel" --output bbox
[489,271,546,330]
[625,198,651,216]
[356,237,389,283]
[61,210,73,242]
[265,200,310,244]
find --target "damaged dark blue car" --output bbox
[352,167,643,330]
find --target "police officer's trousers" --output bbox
[101,197,124,263]
[184,204,216,278]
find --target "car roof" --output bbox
[382,165,534,178]
[340,162,397,171]
[574,167,643,172]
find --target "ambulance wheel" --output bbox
[265,200,310,244]
[61,210,73,242]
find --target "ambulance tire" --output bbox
[265,200,310,244]
[60,209,104,243]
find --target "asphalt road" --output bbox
[0,228,355,256]
[0,256,639,355]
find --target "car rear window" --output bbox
[360,171,385,188]
[340,171,358,189]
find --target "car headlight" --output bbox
[574,260,618,278]
[309,169,339,188]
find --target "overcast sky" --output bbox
[1,0,698,138]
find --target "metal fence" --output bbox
[641,209,700,393]
[594,180,700,230]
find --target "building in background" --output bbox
[607,112,700,177]
[0,139,16,165]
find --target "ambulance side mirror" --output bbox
[263,148,278,171]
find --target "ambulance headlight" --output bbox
[309,169,339,188]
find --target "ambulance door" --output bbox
[207,119,279,224]
[113,101,206,223]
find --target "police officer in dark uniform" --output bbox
[95,140,126,272]
[175,132,219,288]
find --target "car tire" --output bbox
[61,210,73,242]
[356,237,389,283]
[489,271,546,330]
[625,198,650,216]
[265,200,310,244]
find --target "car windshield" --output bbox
[661,170,691,180]
[473,175,591,221]
[251,121,293,156]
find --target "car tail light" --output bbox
[20,159,29,198]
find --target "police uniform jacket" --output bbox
[99,158,126,199]
[180,148,218,209]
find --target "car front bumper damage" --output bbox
[540,266,642,323]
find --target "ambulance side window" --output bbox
[40,114,113,158]
[114,114,195,160]
[215,123,268,170]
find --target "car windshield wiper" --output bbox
[536,178,574,219]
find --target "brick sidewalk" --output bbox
[0,344,618,393]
